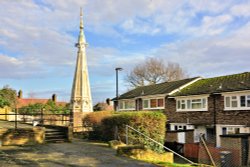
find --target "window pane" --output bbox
[150,99,157,108]
[130,101,135,108]
[231,101,237,108]
[181,100,185,109]
[247,100,250,107]
[119,101,123,109]
[202,98,207,108]
[247,95,250,107]
[235,128,240,134]
[240,96,246,107]
[125,102,129,109]
[192,103,202,109]
[143,100,149,108]
[192,99,201,102]
[177,100,181,109]
[158,99,164,107]
[187,100,191,109]
[231,96,238,108]
[225,97,230,107]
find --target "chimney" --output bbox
[52,94,57,102]
[106,98,111,105]
[18,90,23,99]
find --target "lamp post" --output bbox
[115,67,123,111]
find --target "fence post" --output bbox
[15,108,17,130]
[61,114,64,126]
[40,108,44,126]
[126,125,128,145]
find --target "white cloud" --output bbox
[0,0,250,103]
[230,2,250,17]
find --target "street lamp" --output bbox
[115,67,123,111]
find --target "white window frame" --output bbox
[142,97,165,110]
[176,95,208,112]
[118,100,135,111]
[224,91,250,110]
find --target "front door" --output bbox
[178,132,185,143]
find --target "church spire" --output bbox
[70,8,93,115]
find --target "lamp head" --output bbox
[115,67,123,71]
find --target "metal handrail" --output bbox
[125,124,195,165]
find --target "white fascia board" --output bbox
[174,94,210,100]
[168,77,203,96]
[221,90,250,96]
[139,94,168,99]
[118,98,136,101]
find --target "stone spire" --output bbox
[70,8,93,113]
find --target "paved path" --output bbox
[0,139,156,167]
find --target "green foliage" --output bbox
[83,111,113,140]
[0,86,17,108]
[18,100,70,115]
[101,111,166,153]
[18,103,44,115]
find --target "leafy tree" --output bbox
[18,103,44,115]
[0,86,17,108]
[125,58,187,88]
[18,100,70,115]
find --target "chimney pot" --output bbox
[52,94,57,102]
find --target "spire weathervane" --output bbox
[80,7,83,29]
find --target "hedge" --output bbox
[101,111,166,152]
[83,111,113,140]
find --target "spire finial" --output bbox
[80,7,83,29]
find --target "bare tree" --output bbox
[125,58,187,88]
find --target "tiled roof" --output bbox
[173,72,250,96]
[17,98,67,108]
[116,77,199,100]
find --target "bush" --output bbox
[83,111,113,140]
[83,111,113,126]
[101,111,166,152]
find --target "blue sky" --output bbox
[0,0,250,104]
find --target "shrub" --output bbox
[83,111,113,126]
[101,111,166,152]
[83,111,113,140]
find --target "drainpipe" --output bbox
[212,93,217,145]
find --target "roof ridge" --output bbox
[204,72,250,80]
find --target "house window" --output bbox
[176,97,208,111]
[119,100,135,110]
[143,98,164,109]
[224,94,250,110]
[223,127,240,134]
[143,99,149,108]
[150,99,157,108]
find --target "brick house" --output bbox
[114,77,201,111]
[166,72,250,147]
[115,72,250,146]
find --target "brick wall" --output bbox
[165,97,214,125]
[165,131,177,142]
[165,94,250,126]
[248,136,250,166]
[215,95,250,125]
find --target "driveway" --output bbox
[0,139,156,167]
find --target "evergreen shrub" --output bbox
[101,111,166,152]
